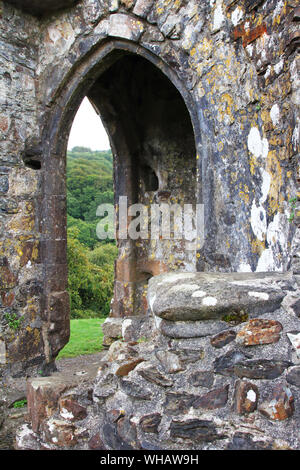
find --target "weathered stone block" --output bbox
[189,371,214,388]
[210,330,236,348]
[115,358,144,376]
[234,380,259,414]
[42,417,77,447]
[234,360,292,380]
[236,319,283,346]
[108,13,144,41]
[286,366,300,387]
[59,396,87,422]
[159,319,230,339]
[27,377,71,433]
[120,379,152,400]
[170,419,222,442]
[133,0,153,18]
[214,350,252,376]
[287,331,300,359]
[193,385,229,410]
[139,413,161,433]
[164,392,197,415]
[88,432,106,450]
[138,365,173,387]
[259,384,294,421]
[155,350,184,373]
[148,272,287,321]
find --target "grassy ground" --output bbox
[57,318,105,359]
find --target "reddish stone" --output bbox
[115,358,144,376]
[234,380,259,414]
[236,319,283,346]
[88,433,106,450]
[193,385,229,410]
[1,291,15,307]
[27,377,71,432]
[0,265,17,289]
[233,22,267,48]
[59,397,87,421]
[259,383,294,421]
[42,418,77,447]
[0,115,9,133]
[210,330,236,348]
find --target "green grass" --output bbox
[57,318,106,359]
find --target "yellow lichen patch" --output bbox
[249,154,258,176]
[217,93,235,124]
[231,171,238,183]
[248,232,266,255]
[190,37,213,68]
[239,183,250,204]
[266,150,284,215]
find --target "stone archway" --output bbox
[38,40,202,367]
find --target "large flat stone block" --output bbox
[148,272,293,321]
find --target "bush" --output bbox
[67,228,117,318]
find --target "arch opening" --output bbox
[43,44,199,362]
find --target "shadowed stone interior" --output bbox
[3,0,81,16]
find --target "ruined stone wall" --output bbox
[0,3,46,377]
[0,0,299,385]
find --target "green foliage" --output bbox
[67,230,116,318]
[288,197,297,223]
[12,399,27,408]
[4,312,23,330]
[66,147,117,319]
[222,311,248,324]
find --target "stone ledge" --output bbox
[148,272,294,322]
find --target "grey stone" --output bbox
[159,319,230,339]
[193,385,229,410]
[286,366,300,387]
[164,392,197,415]
[102,423,134,450]
[214,350,252,376]
[133,0,154,18]
[93,372,117,399]
[108,13,144,41]
[101,318,123,340]
[210,330,236,348]
[155,350,184,373]
[0,176,9,193]
[170,419,223,442]
[138,365,174,387]
[148,272,288,322]
[234,360,292,380]
[227,432,272,450]
[139,413,161,433]
[140,440,161,450]
[122,316,154,342]
[120,379,153,400]
[189,371,214,388]
[171,348,205,364]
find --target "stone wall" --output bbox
[0,0,299,446]
[16,272,300,450]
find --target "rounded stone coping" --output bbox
[147,271,293,322]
